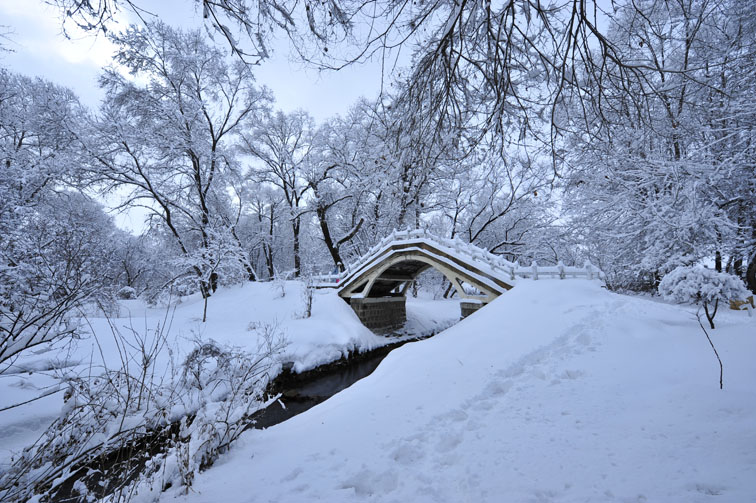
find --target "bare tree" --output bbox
[46,1,693,156]
[82,22,271,314]
[561,0,756,291]
[242,110,315,277]
[0,70,120,368]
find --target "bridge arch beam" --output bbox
[348,252,496,302]
[339,242,512,302]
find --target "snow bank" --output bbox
[0,281,457,466]
[0,282,375,465]
[94,282,388,373]
[176,280,756,503]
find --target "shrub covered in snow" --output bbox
[659,265,750,328]
[0,322,287,502]
[116,286,138,300]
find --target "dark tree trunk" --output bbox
[443,281,455,299]
[292,218,301,277]
[265,204,275,279]
[244,263,257,281]
[746,252,756,294]
[317,205,344,271]
[264,244,274,279]
[734,257,743,277]
[231,228,256,281]
[199,279,211,299]
[704,299,719,330]
[314,202,363,273]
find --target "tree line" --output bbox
[2,0,755,364]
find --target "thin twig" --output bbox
[696,310,723,390]
[0,387,62,413]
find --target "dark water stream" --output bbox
[251,338,415,429]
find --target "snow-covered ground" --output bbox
[2,280,754,502]
[0,282,460,466]
[167,280,756,503]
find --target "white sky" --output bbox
[0,0,393,121]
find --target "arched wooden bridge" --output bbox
[317,229,603,332]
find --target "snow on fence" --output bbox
[312,229,604,287]
[311,274,344,288]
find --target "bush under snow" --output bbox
[116,286,138,300]
[659,265,750,328]
[0,322,286,502]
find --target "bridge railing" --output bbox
[311,229,604,287]
[310,273,344,288]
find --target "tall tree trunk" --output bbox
[264,244,274,279]
[746,251,756,294]
[315,202,363,273]
[734,257,743,277]
[242,261,257,281]
[317,205,344,271]
[231,227,257,281]
[442,281,455,299]
[292,217,301,277]
[265,205,275,279]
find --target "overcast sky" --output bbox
[0,0,398,231]
[0,0,392,122]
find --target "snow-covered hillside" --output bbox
[172,281,756,503]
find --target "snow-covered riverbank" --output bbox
[0,282,460,466]
[174,280,756,503]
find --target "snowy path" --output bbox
[175,281,756,503]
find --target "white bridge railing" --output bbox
[313,229,604,287]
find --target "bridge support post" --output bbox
[349,297,406,333]
[460,301,485,318]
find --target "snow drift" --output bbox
[175,280,756,503]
